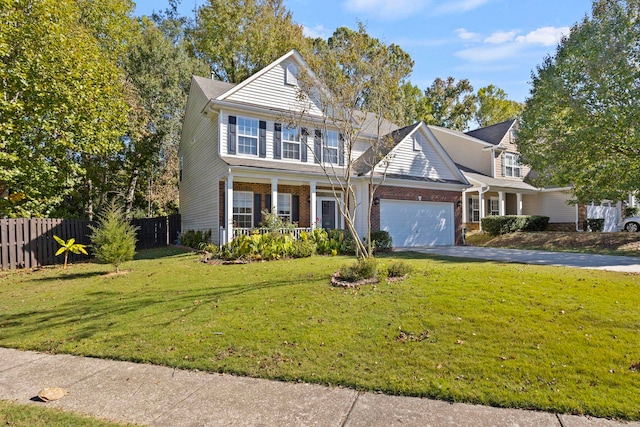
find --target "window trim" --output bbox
[282,125,300,160]
[237,116,259,156]
[469,197,480,222]
[489,198,499,216]
[233,191,253,229]
[503,152,522,178]
[323,130,339,164]
[277,193,292,223]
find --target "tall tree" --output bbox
[474,85,523,127]
[0,0,131,217]
[117,15,208,218]
[518,0,639,202]
[420,77,477,131]
[298,24,414,258]
[190,0,308,83]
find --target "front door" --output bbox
[317,198,337,229]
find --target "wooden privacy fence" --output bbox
[0,215,181,270]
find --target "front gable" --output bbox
[375,123,467,184]
[217,50,324,117]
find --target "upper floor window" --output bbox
[324,130,339,164]
[237,117,258,156]
[503,152,522,178]
[282,125,300,160]
[285,63,298,86]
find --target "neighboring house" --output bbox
[178,50,470,247]
[428,120,583,231]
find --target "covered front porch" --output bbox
[218,171,353,244]
[461,174,539,231]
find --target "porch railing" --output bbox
[219,227,312,243]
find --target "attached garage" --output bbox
[380,199,454,247]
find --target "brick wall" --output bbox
[371,185,464,245]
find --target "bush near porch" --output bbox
[1,247,639,420]
[481,215,549,236]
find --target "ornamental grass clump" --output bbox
[89,201,138,273]
[338,257,378,282]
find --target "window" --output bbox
[237,117,258,155]
[277,193,291,223]
[324,130,339,164]
[233,191,253,228]
[469,197,480,222]
[489,198,499,216]
[503,153,522,178]
[179,156,183,182]
[282,125,300,160]
[285,63,298,86]
[413,133,424,151]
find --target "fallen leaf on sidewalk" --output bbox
[37,387,68,402]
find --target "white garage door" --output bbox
[380,200,454,247]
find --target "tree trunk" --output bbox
[124,167,139,217]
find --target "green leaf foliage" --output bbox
[89,201,138,272]
[191,0,308,83]
[474,85,523,128]
[518,0,640,202]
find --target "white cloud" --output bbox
[343,0,430,20]
[456,43,522,62]
[455,28,481,41]
[303,24,332,39]
[436,0,491,14]
[515,26,570,46]
[484,31,517,44]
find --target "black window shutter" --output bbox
[292,195,300,223]
[314,129,322,163]
[227,116,236,154]
[265,194,272,213]
[338,133,345,166]
[259,121,267,158]
[253,193,262,227]
[274,123,282,159]
[300,128,308,162]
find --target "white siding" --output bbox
[226,62,324,117]
[429,127,492,176]
[378,131,458,182]
[179,79,227,243]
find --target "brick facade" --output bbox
[371,185,464,245]
[219,181,312,228]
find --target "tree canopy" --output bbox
[190,0,308,83]
[475,85,523,128]
[517,0,640,202]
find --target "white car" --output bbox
[621,216,640,232]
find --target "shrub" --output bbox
[481,215,550,236]
[260,209,297,233]
[368,230,393,253]
[338,257,378,282]
[89,201,138,273]
[625,206,639,217]
[585,218,605,232]
[181,229,211,248]
[291,239,316,258]
[386,260,412,278]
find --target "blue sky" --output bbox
[134,0,594,103]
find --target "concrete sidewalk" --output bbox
[0,348,637,427]
[400,246,640,273]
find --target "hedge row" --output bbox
[481,215,550,236]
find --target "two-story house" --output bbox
[179,50,470,247]
[429,120,583,231]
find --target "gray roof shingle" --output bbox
[465,119,516,145]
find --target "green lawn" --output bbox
[1,247,639,420]
[0,401,134,426]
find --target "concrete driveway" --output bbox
[399,246,640,273]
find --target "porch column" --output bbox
[226,174,234,244]
[462,192,468,223]
[271,177,278,214]
[310,180,317,230]
[479,192,486,230]
[499,191,506,216]
[517,193,523,215]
